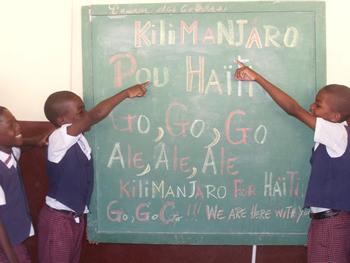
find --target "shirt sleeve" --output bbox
[48,124,82,163]
[0,186,6,206]
[314,118,348,158]
[12,147,21,161]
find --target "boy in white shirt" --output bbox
[0,106,47,262]
[38,82,148,263]
[235,61,350,263]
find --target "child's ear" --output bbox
[56,116,65,126]
[331,112,342,123]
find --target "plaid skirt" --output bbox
[307,211,350,263]
[0,243,31,263]
[37,205,85,263]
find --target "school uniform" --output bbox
[0,148,33,263]
[38,124,93,263]
[305,118,350,263]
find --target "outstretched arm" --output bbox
[22,128,54,147]
[67,81,149,136]
[235,61,316,129]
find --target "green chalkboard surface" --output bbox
[82,2,326,245]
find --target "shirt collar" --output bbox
[0,149,18,169]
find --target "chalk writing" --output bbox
[83,2,326,244]
[134,20,299,48]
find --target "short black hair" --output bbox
[321,84,350,121]
[44,91,79,127]
[0,106,7,117]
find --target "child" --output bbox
[235,61,350,263]
[0,106,47,262]
[37,82,148,263]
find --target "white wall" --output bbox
[0,0,349,121]
[0,0,72,121]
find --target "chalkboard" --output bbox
[82,2,326,245]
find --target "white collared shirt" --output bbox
[47,124,91,163]
[311,118,348,213]
[46,124,90,215]
[0,148,34,236]
[0,148,20,205]
[314,118,348,158]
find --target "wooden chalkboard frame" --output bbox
[82,1,326,245]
